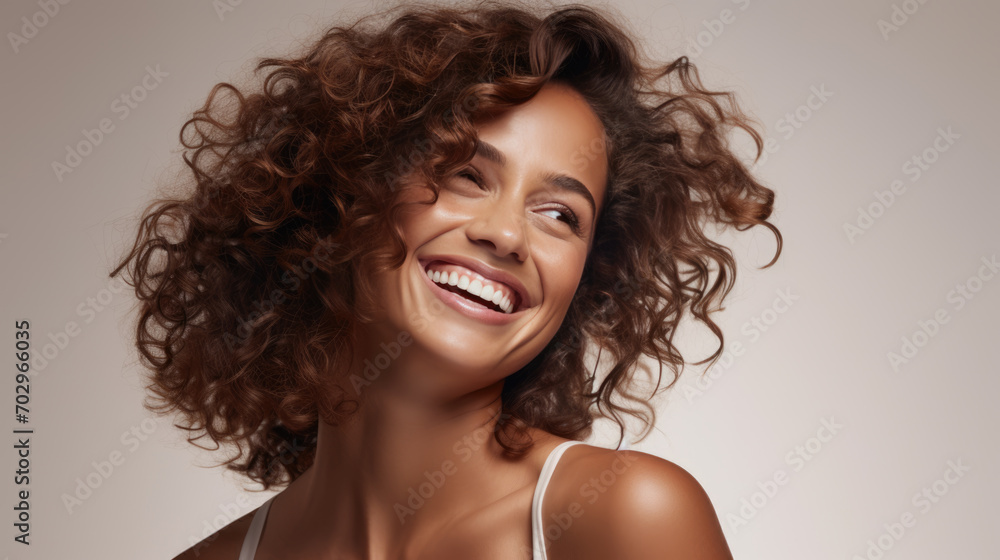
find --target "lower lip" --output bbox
[418,264,523,326]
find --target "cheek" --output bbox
[539,251,588,310]
[396,191,463,239]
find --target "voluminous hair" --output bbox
[111,0,781,490]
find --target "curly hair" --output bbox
[110,0,781,490]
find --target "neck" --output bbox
[280,331,523,558]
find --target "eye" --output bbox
[538,206,582,234]
[456,168,485,189]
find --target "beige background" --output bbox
[1,0,997,558]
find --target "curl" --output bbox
[111,0,781,488]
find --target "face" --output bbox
[362,81,608,396]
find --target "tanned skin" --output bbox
[173,83,733,560]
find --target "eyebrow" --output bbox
[475,140,598,217]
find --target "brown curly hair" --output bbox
[110,0,781,490]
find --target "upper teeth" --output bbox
[425,265,517,314]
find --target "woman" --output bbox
[112,2,780,558]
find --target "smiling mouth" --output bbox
[434,279,508,313]
[424,263,520,315]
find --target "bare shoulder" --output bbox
[542,444,733,559]
[171,505,259,560]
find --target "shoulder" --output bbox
[171,505,258,560]
[541,444,733,559]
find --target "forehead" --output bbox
[470,82,609,213]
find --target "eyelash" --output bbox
[456,169,583,234]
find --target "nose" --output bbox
[465,194,528,262]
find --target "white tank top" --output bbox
[237,440,584,560]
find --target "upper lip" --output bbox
[418,254,531,312]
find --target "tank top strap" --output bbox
[531,440,585,560]
[238,495,276,560]
[239,443,586,560]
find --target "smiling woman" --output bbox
[110,1,781,559]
